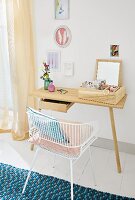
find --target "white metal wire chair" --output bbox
[22,107,98,200]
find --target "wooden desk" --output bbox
[30,87,127,173]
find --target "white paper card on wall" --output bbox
[47,51,60,71]
[64,63,74,76]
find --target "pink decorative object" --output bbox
[48,82,55,92]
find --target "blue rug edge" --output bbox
[0,162,134,200]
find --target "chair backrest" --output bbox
[27,107,98,148]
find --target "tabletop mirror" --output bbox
[96,59,122,86]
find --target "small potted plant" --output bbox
[40,62,52,90]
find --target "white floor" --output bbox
[0,133,135,199]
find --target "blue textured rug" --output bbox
[0,163,134,200]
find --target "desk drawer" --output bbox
[39,99,74,113]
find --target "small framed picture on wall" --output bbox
[55,0,69,20]
[47,51,61,71]
[110,45,119,57]
[54,26,72,47]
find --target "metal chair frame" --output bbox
[22,109,98,200]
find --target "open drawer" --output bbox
[39,99,74,113]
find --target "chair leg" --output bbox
[70,159,73,200]
[89,147,97,186]
[22,148,40,194]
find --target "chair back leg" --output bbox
[22,148,40,194]
[89,147,97,186]
[70,159,74,200]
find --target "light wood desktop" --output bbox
[30,87,127,173]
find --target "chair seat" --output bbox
[28,123,97,158]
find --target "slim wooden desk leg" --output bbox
[109,107,121,173]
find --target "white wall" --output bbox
[33,0,135,144]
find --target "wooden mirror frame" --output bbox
[95,59,122,87]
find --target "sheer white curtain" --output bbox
[0,0,36,138]
[6,0,36,140]
[0,0,12,130]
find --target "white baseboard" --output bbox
[92,137,135,155]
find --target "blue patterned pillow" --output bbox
[27,107,68,143]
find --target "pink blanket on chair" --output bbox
[29,136,81,158]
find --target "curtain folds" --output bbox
[5,0,36,140]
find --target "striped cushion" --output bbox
[27,107,68,143]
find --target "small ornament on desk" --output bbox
[48,81,55,92]
[108,85,118,92]
[40,62,52,90]
[81,80,108,90]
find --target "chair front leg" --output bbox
[70,159,73,200]
[22,147,40,194]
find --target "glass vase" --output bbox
[44,78,51,90]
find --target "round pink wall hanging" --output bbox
[54,26,71,48]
